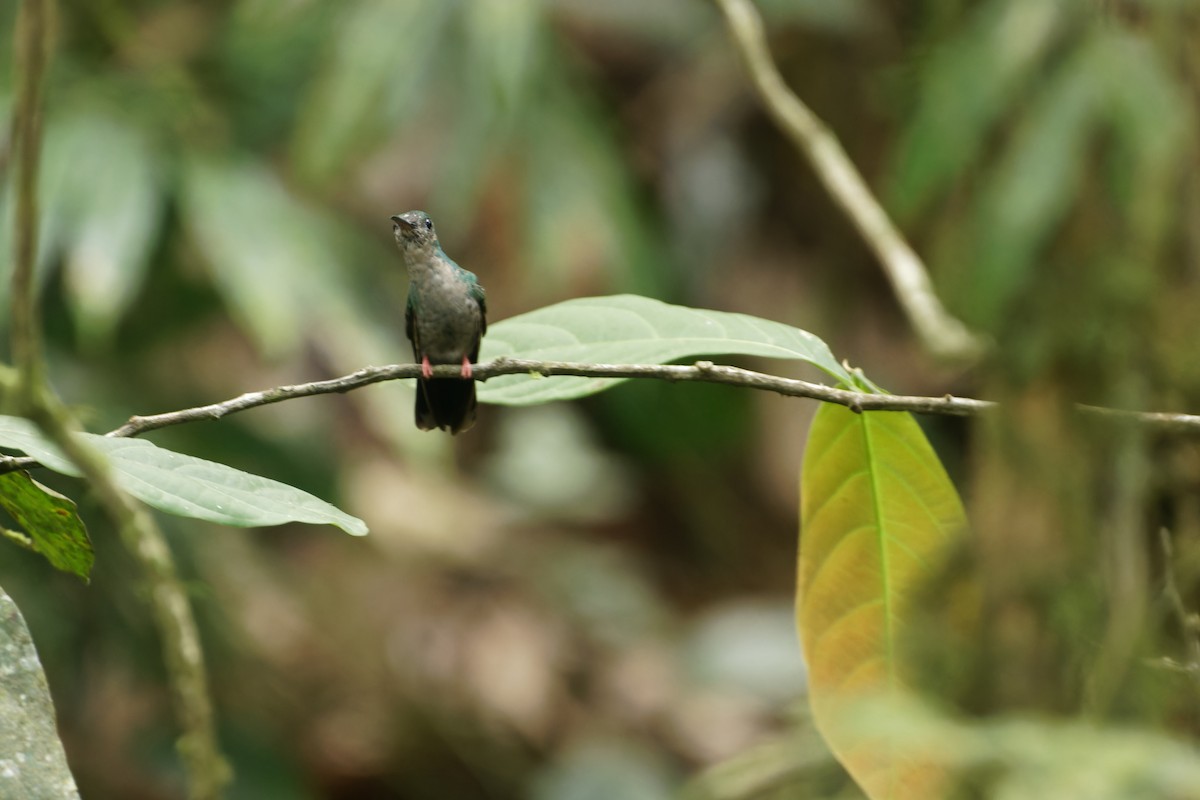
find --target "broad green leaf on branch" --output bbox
[0,418,367,537]
[0,473,92,581]
[478,295,857,405]
[798,404,968,799]
[0,586,81,800]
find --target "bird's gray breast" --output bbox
[411,267,481,363]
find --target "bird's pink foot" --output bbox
[422,356,433,379]
[460,357,473,379]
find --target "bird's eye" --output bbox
[424,218,433,231]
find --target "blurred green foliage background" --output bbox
[2,0,1200,797]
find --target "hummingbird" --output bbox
[391,211,487,434]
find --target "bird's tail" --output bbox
[415,378,477,434]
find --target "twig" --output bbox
[99,358,1200,441]
[1160,528,1200,688]
[711,0,985,363]
[9,3,229,798]
[105,358,989,439]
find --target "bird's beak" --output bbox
[391,214,414,231]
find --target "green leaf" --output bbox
[477,295,855,405]
[290,0,451,182]
[798,404,968,799]
[519,90,669,299]
[1094,29,1194,254]
[0,417,367,537]
[968,37,1100,328]
[758,0,874,34]
[0,112,162,339]
[60,114,163,344]
[463,0,542,109]
[834,696,1200,799]
[0,472,92,581]
[0,586,82,799]
[886,0,1066,221]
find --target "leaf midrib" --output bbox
[861,413,898,800]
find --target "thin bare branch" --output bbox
[106,358,989,439]
[711,0,985,363]
[99,358,1200,441]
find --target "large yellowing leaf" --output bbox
[798,404,968,799]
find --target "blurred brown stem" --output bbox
[712,0,985,363]
[9,2,229,798]
[11,0,47,399]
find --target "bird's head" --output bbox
[391,210,440,254]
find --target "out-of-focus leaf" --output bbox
[887,0,1066,221]
[290,0,451,182]
[61,115,162,343]
[0,112,84,310]
[835,695,1200,799]
[967,39,1099,329]
[483,405,635,523]
[180,156,345,358]
[0,112,162,338]
[682,723,841,800]
[477,295,856,405]
[464,0,542,109]
[0,473,92,581]
[545,0,709,47]
[431,0,545,221]
[798,404,968,799]
[0,417,367,536]
[0,586,81,799]
[537,542,669,647]
[1096,29,1193,251]
[521,82,669,298]
[530,740,677,800]
[684,602,806,703]
[758,0,873,34]
[1100,32,1191,169]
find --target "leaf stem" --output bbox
[9,2,229,797]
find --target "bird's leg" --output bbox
[460,356,473,379]
[422,355,433,379]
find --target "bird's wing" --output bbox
[472,282,488,336]
[405,291,421,356]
